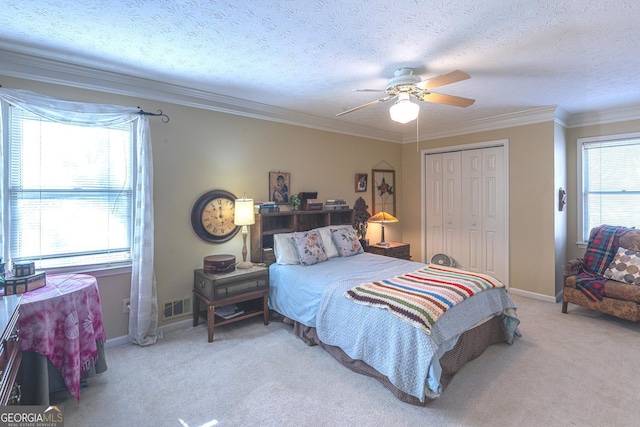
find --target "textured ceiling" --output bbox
[2,0,640,142]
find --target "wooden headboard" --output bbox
[250,209,354,265]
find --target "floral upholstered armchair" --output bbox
[563,226,640,321]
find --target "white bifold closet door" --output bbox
[425,146,507,283]
[425,151,462,264]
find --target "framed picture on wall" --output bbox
[269,171,291,203]
[371,169,395,216]
[355,173,368,192]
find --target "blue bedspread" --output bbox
[269,253,416,327]
[269,253,520,401]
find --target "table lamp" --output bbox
[368,211,398,247]
[234,197,255,269]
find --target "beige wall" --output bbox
[2,76,403,340]
[554,122,568,297]
[401,122,562,299]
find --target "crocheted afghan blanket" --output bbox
[344,265,505,335]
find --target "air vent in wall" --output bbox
[163,297,192,319]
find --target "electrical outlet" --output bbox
[123,298,130,313]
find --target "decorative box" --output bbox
[13,260,35,277]
[204,254,236,274]
[3,271,46,295]
[299,192,318,210]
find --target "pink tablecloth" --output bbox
[17,273,106,401]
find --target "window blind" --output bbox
[7,106,134,269]
[581,137,640,241]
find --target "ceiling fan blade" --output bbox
[415,92,475,107]
[416,70,471,90]
[336,95,395,116]
[353,89,387,92]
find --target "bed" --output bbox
[268,225,520,405]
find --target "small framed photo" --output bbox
[269,171,291,203]
[355,173,368,192]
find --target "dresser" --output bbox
[0,294,22,405]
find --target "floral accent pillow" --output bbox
[317,225,353,258]
[604,246,640,286]
[331,227,364,257]
[291,230,328,266]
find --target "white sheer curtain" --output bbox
[0,88,161,346]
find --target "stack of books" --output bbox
[304,198,323,210]
[325,199,349,210]
[255,202,279,214]
[215,304,245,320]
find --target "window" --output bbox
[3,106,135,270]
[577,132,640,243]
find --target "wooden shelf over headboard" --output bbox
[250,209,354,265]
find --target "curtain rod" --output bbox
[138,108,169,123]
[0,85,170,123]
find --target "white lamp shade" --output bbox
[389,93,419,124]
[234,198,255,226]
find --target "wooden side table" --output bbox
[365,242,411,260]
[192,265,269,342]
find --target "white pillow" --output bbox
[317,225,353,258]
[273,233,299,264]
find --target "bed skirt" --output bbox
[272,311,508,405]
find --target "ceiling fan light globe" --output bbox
[389,99,419,124]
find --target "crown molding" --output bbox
[564,104,640,128]
[406,106,562,142]
[0,49,403,142]
[3,48,640,144]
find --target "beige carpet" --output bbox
[52,294,640,427]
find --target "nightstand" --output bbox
[365,242,411,260]
[192,265,269,342]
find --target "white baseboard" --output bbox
[509,287,561,303]
[105,335,129,349]
[105,317,194,349]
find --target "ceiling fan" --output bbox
[337,68,475,123]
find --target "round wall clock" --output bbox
[191,189,241,243]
